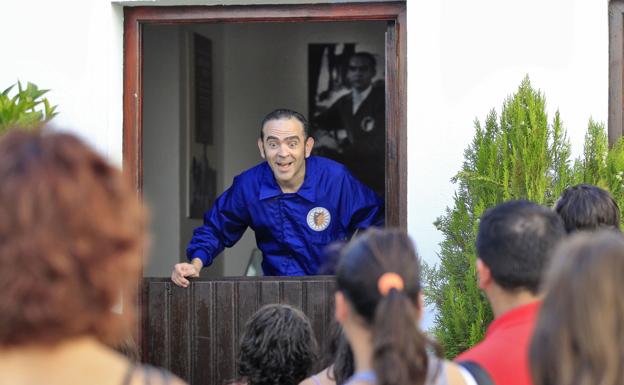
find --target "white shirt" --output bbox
[352,85,373,115]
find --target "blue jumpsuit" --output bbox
[186,156,384,275]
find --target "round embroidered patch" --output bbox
[307,207,331,231]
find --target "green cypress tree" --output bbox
[427,76,577,357]
[427,76,624,357]
[606,138,624,227]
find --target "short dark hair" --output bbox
[237,304,318,385]
[260,109,310,140]
[348,52,377,73]
[555,184,621,233]
[476,200,566,294]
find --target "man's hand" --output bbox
[171,259,202,287]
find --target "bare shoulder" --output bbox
[299,367,334,385]
[347,380,371,385]
[444,361,468,385]
[299,378,317,385]
[129,365,189,385]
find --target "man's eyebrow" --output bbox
[265,136,300,141]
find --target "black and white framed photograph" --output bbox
[308,43,387,198]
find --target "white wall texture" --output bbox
[0,1,124,165]
[0,0,609,272]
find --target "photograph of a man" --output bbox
[311,50,385,199]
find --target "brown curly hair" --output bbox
[0,128,146,347]
[237,304,318,385]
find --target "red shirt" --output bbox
[455,301,541,385]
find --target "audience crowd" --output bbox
[0,126,622,385]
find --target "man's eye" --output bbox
[289,142,298,148]
[268,142,278,148]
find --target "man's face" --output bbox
[257,118,314,192]
[346,56,375,92]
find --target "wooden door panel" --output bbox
[142,277,336,385]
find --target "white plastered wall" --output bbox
[0,1,124,165]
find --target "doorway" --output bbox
[124,2,407,277]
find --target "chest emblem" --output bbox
[307,207,331,231]
[361,116,375,132]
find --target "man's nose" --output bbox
[277,143,289,156]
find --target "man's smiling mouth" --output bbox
[276,161,293,171]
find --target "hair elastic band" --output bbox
[377,272,404,296]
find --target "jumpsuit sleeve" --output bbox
[339,169,385,234]
[185,176,251,267]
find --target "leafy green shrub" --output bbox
[0,81,58,132]
[426,76,624,358]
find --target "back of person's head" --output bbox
[260,109,310,139]
[555,183,621,233]
[238,304,318,385]
[0,128,146,348]
[530,230,624,385]
[335,228,440,385]
[476,200,565,294]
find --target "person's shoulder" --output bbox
[372,79,385,90]
[238,160,268,177]
[443,361,470,385]
[232,161,269,184]
[454,339,488,363]
[309,156,349,175]
[299,367,333,385]
[131,363,189,385]
[299,378,317,385]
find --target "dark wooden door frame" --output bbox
[123,2,407,227]
[609,0,624,145]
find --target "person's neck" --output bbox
[486,285,540,318]
[352,85,372,95]
[278,167,306,193]
[345,324,374,374]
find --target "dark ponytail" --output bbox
[373,289,429,385]
[336,228,441,385]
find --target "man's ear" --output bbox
[257,138,266,159]
[476,258,492,290]
[304,136,314,158]
[334,291,349,323]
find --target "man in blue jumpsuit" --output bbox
[171,109,383,286]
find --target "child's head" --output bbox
[238,304,318,385]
